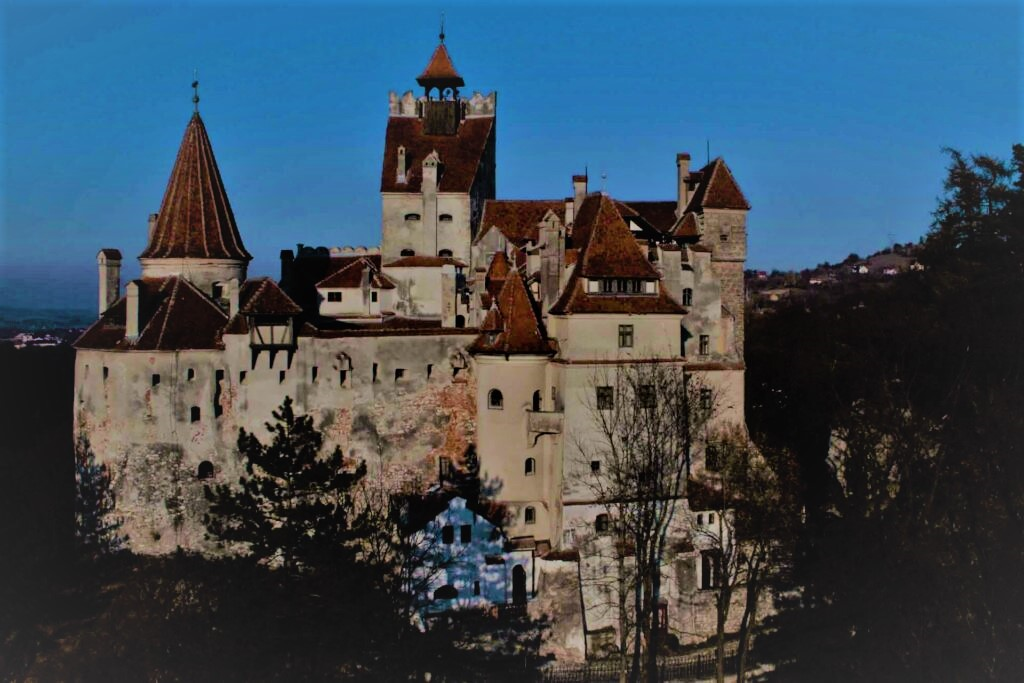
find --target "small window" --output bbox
[439,456,452,481]
[473,580,481,596]
[215,369,224,383]
[596,513,610,533]
[709,512,716,524]
[631,279,642,293]
[400,248,416,257]
[187,368,195,381]
[438,248,453,257]
[197,461,214,480]
[239,370,247,384]
[706,443,721,472]
[638,384,655,409]
[439,214,453,222]
[311,366,318,382]
[371,291,378,303]
[151,373,160,387]
[618,325,634,348]
[279,370,286,384]
[461,524,472,543]
[701,550,721,589]
[590,460,601,473]
[427,364,433,379]
[327,291,342,302]
[697,513,704,525]
[339,370,348,387]
[700,388,713,411]
[102,366,109,381]
[434,584,457,600]
[720,233,729,242]
[488,389,503,409]
[394,368,405,382]
[524,506,536,524]
[455,315,466,329]
[525,458,536,476]
[372,363,379,383]
[682,288,693,306]
[532,390,542,412]
[699,334,710,356]
[212,283,223,299]
[190,406,201,422]
[442,525,454,544]
[596,386,614,410]
[404,213,421,221]
[601,279,614,293]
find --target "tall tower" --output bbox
[139,101,251,295]
[380,33,497,265]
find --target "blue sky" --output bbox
[1,1,1020,311]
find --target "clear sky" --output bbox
[1,1,1020,311]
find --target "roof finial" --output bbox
[439,11,445,43]
[191,69,200,113]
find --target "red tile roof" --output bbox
[549,277,686,315]
[140,114,251,261]
[469,270,555,356]
[384,255,468,268]
[76,277,229,351]
[476,199,564,247]
[380,116,493,193]
[416,43,465,88]
[485,251,511,297]
[673,211,701,239]
[617,200,679,234]
[238,278,302,316]
[687,158,750,211]
[575,195,660,280]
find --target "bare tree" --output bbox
[689,424,796,682]
[574,361,717,682]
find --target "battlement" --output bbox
[388,90,497,118]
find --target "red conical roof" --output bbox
[416,43,465,88]
[140,113,251,261]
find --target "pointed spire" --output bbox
[140,111,251,261]
[470,270,553,356]
[416,28,464,91]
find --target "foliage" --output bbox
[204,396,367,573]
[749,145,1024,681]
[73,436,125,555]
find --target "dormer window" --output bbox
[400,248,416,257]
[438,249,453,257]
[439,214,453,222]
[404,213,421,221]
[327,291,342,302]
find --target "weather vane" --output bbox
[192,69,200,113]
[439,11,445,43]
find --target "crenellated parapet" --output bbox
[388,90,497,118]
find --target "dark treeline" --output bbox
[746,146,1024,681]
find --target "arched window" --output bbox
[532,390,542,412]
[488,389,503,409]
[438,248,453,257]
[524,506,536,524]
[596,513,610,533]
[400,248,415,257]
[439,213,453,222]
[455,314,466,328]
[197,461,214,480]
[404,213,421,221]
[682,288,693,307]
[433,584,458,600]
[525,458,536,476]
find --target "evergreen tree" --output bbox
[204,397,367,573]
[74,436,125,554]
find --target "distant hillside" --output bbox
[0,305,92,340]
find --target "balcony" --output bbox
[527,410,563,443]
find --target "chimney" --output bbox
[564,197,575,227]
[147,213,159,242]
[676,153,691,217]
[396,145,407,184]
[227,278,240,318]
[96,249,122,317]
[279,249,294,288]
[572,174,588,217]
[422,150,440,193]
[125,280,140,340]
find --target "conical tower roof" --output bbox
[416,42,465,89]
[140,113,251,261]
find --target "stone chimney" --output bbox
[97,249,122,317]
[396,145,407,184]
[125,280,140,340]
[227,278,240,318]
[564,197,574,227]
[572,174,588,217]
[147,213,159,242]
[676,153,691,217]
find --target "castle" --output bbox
[74,34,750,650]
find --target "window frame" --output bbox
[618,324,634,349]
[488,388,504,410]
[596,386,614,411]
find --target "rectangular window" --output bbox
[371,291,378,303]
[638,384,655,409]
[473,580,481,596]
[311,366,318,382]
[439,456,452,481]
[699,334,710,355]
[700,388,713,411]
[215,369,224,383]
[151,373,160,387]
[460,524,472,544]
[327,291,342,302]
[372,363,378,382]
[190,406,201,422]
[596,386,614,410]
[618,324,634,348]
[701,550,721,589]
[239,370,247,384]
[103,366,109,381]
[279,370,286,384]
[339,370,347,387]
[590,460,601,473]
[616,279,629,293]
[427,364,433,379]
[601,279,614,293]
[706,443,721,472]
[187,368,195,381]
[394,368,405,382]
[720,233,729,242]
[631,279,642,293]
[442,525,454,544]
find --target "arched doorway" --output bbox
[512,565,527,605]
